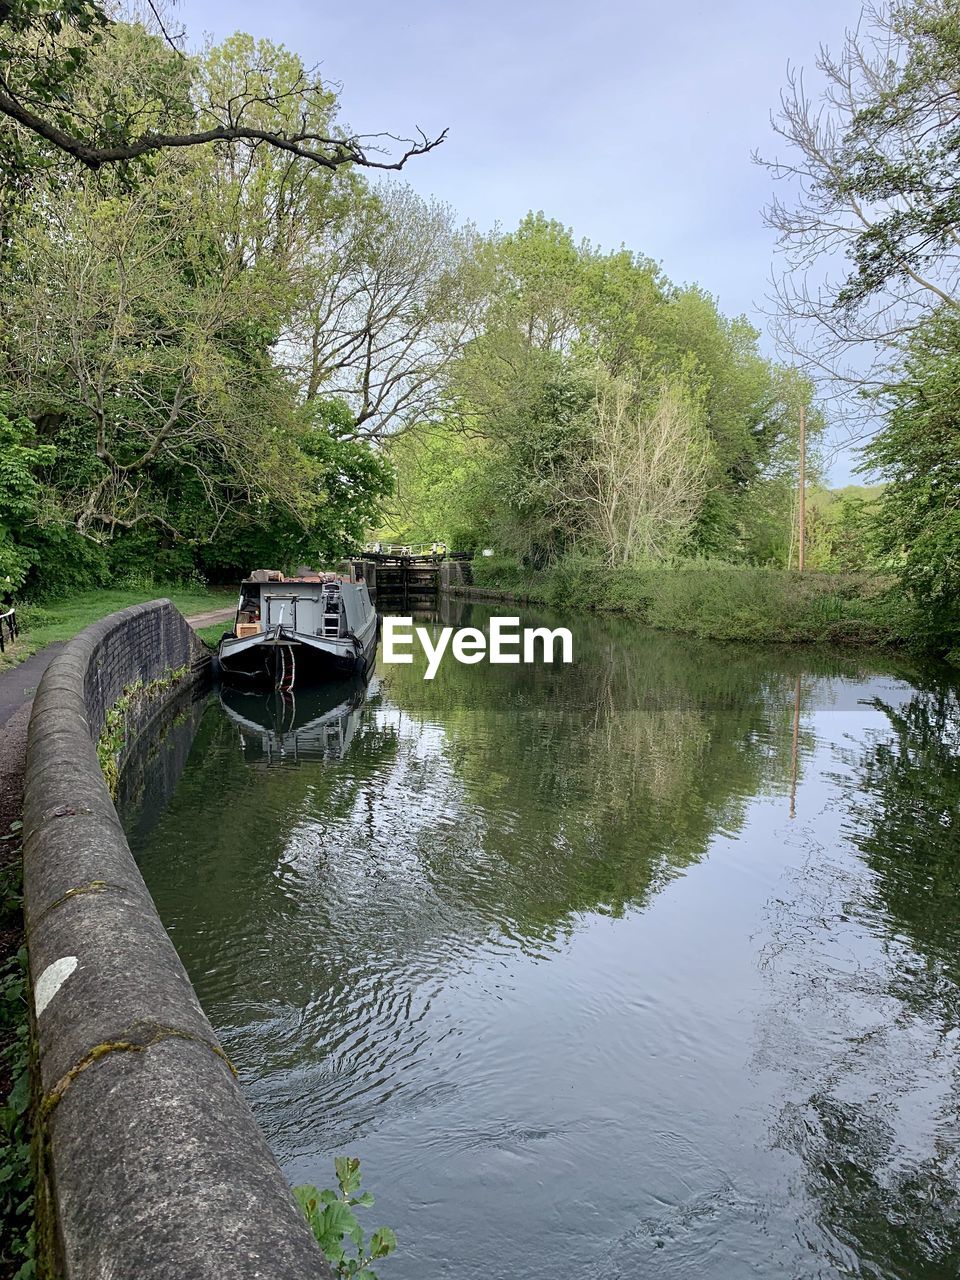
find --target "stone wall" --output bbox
[23,600,331,1280]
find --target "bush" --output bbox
[108,530,199,587]
[470,555,543,596]
[21,525,110,600]
[16,603,56,631]
[468,556,902,647]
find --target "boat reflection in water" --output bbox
[218,676,371,767]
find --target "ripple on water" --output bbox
[127,616,960,1280]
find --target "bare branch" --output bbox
[0,82,447,171]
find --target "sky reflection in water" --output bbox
[126,604,960,1280]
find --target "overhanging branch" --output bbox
[0,86,448,171]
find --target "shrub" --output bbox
[21,525,110,600]
[467,556,902,647]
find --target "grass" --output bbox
[468,556,906,649]
[195,620,234,648]
[2,584,235,670]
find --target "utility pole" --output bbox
[798,404,807,573]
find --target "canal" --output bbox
[124,602,960,1279]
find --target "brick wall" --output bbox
[81,599,208,740]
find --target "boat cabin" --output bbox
[234,572,371,641]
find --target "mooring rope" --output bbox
[276,643,296,692]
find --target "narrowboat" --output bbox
[217,570,378,686]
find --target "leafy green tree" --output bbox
[657,292,812,553]
[1,20,459,591]
[190,38,480,443]
[5,153,300,545]
[451,327,594,566]
[802,486,882,572]
[864,305,960,649]
[842,0,960,310]
[201,400,393,577]
[0,400,55,589]
[0,1,444,176]
[0,0,107,188]
[416,212,813,566]
[380,421,489,550]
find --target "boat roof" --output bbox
[240,575,352,587]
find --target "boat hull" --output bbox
[218,623,378,685]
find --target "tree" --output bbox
[380,421,489,550]
[486,212,589,352]
[201,399,394,577]
[762,1,960,645]
[1,21,447,591]
[186,36,478,443]
[194,31,356,275]
[419,212,812,566]
[291,185,484,439]
[450,324,594,566]
[760,0,960,408]
[0,0,445,176]
[864,304,960,648]
[802,486,881,571]
[656,290,810,552]
[0,398,56,589]
[582,371,713,563]
[5,152,304,544]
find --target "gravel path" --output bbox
[183,606,234,630]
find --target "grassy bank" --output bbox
[468,558,905,648]
[3,585,234,670]
[194,620,234,648]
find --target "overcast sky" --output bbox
[182,0,868,481]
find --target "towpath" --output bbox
[180,606,233,630]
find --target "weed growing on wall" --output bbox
[295,1158,397,1279]
[96,665,189,797]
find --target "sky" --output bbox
[181,0,869,481]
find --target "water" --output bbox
[125,603,960,1279]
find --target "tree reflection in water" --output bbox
[758,677,960,1277]
[127,606,960,1280]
